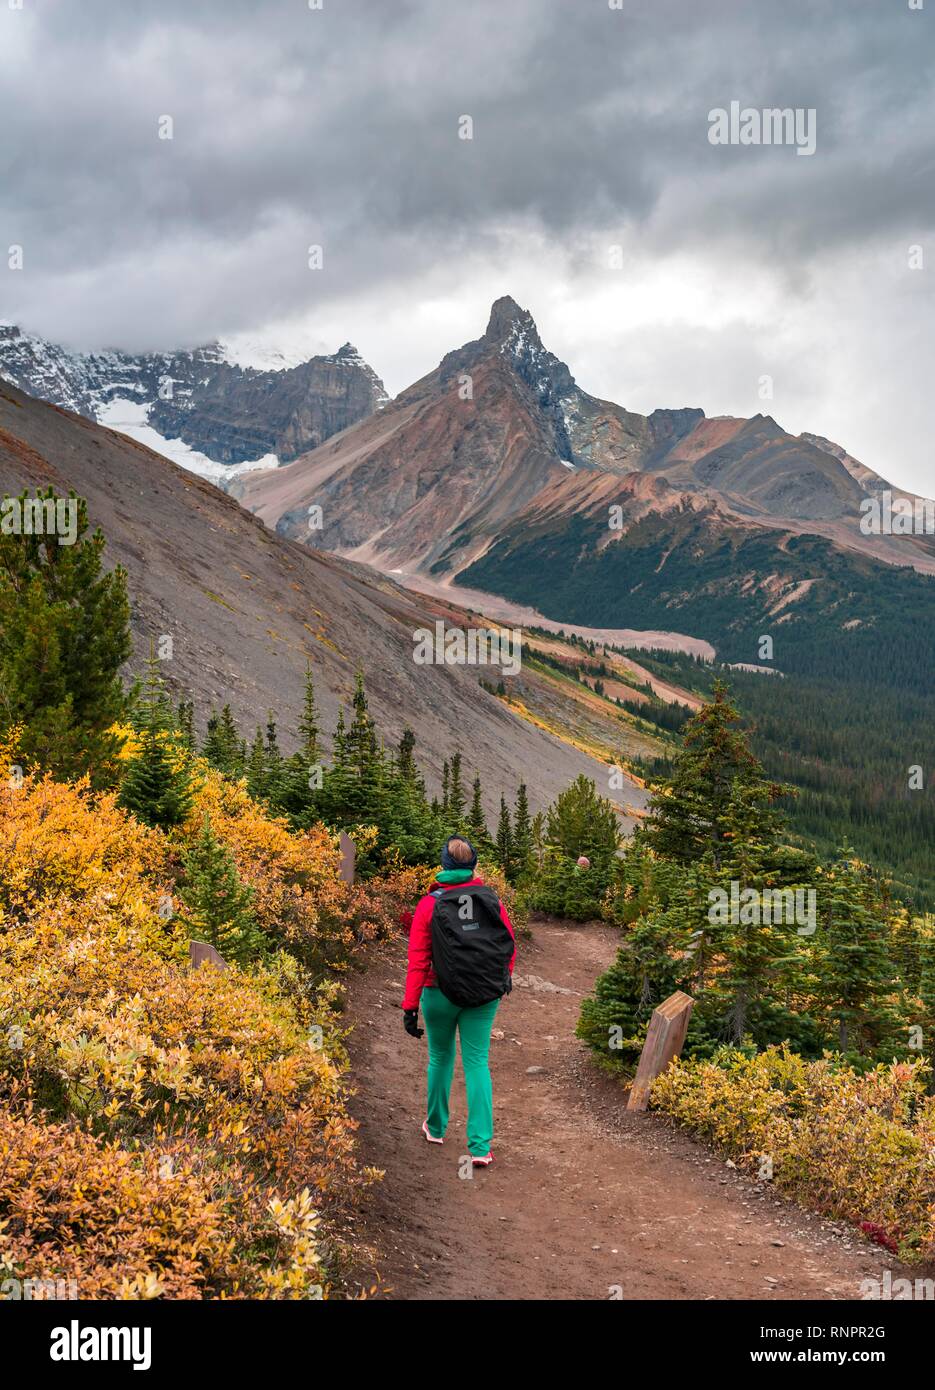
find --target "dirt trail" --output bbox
[345,917,904,1301]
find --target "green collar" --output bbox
[435,868,475,884]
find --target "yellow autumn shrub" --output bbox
[652,1045,935,1262]
[0,773,379,1299]
[182,769,396,972]
[0,774,170,938]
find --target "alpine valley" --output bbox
[4,298,935,901]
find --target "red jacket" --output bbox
[401,876,516,1011]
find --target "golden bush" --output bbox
[0,772,381,1299]
[652,1045,935,1262]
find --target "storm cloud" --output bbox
[1,0,934,490]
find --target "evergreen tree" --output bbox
[545,774,620,872]
[319,707,355,822]
[346,670,377,776]
[467,775,490,851]
[813,851,899,1057]
[0,489,131,784]
[297,664,320,765]
[701,779,812,1047]
[398,727,417,782]
[496,796,513,879]
[271,701,321,830]
[531,811,546,869]
[447,751,467,832]
[246,726,268,801]
[118,649,194,830]
[642,681,787,869]
[917,929,935,1052]
[512,783,534,882]
[577,894,692,1064]
[177,815,267,964]
[529,776,620,918]
[203,704,243,778]
[176,700,196,752]
[263,713,283,801]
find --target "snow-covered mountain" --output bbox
[0,324,388,481]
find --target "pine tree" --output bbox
[529,776,620,918]
[263,712,283,803]
[272,672,323,830]
[642,681,788,870]
[118,648,194,830]
[441,760,450,819]
[917,928,935,1051]
[398,728,417,782]
[176,701,196,752]
[177,815,267,964]
[448,751,467,832]
[467,775,490,850]
[813,851,899,1057]
[246,726,267,801]
[0,489,131,784]
[577,898,691,1063]
[203,704,243,778]
[298,664,320,765]
[702,779,809,1047]
[512,783,533,882]
[531,811,546,869]
[346,670,377,775]
[545,775,620,871]
[496,796,513,879]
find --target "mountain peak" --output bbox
[484,295,538,344]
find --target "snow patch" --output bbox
[97,399,278,482]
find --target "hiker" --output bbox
[401,835,516,1167]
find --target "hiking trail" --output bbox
[344,916,902,1301]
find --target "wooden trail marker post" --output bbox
[338,832,356,884]
[626,989,694,1112]
[189,941,228,971]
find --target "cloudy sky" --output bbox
[2,0,934,492]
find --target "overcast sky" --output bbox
[1,0,933,492]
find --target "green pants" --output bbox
[421,986,500,1156]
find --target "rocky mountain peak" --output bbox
[484,295,538,344]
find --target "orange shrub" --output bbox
[182,771,396,973]
[0,773,377,1298]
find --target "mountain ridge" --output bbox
[0,375,650,822]
[0,323,387,474]
[237,295,933,590]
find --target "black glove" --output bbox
[403,1008,424,1038]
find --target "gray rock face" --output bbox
[0,325,387,467]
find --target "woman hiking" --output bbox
[401,836,516,1166]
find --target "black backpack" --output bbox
[428,884,514,1008]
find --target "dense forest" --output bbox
[626,648,935,910]
[461,505,935,694]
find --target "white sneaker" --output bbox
[422,1119,444,1144]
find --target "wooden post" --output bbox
[189,940,228,971]
[626,989,694,1112]
[338,831,356,884]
